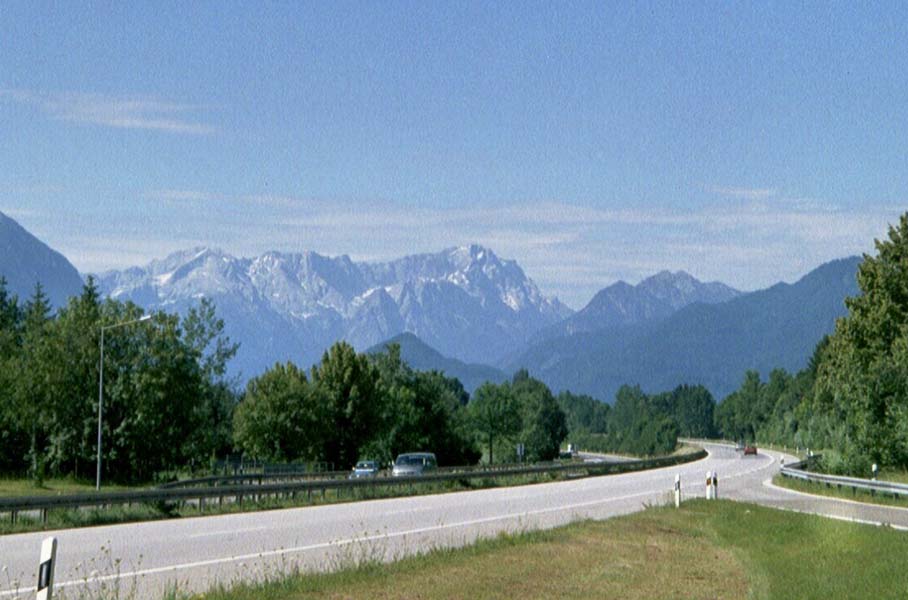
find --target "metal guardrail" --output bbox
[0,449,707,524]
[780,458,908,498]
[160,459,583,489]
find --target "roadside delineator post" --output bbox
[712,471,718,500]
[705,470,713,500]
[674,474,681,508]
[872,463,878,481]
[37,536,57,600]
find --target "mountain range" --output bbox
[533,270,741,342]
[0,210,861,402]
[94,244,571,380]
[507,256,860,401]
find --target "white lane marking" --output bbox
[0,488,662,596]
[188,526,273,539]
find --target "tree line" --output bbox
[714,213,908,475]
[561,384,715,457]
[0,279,579,482]
[0,278,237,483]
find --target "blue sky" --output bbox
[1,2,905,308]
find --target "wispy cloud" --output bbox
[708,186,777,200]
[40,188,904,308]
[145,189,220,202]
[1,90,215,134]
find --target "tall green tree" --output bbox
[43,278,103,476]
[468,381,520,464]
[233,362,327,462]
[19,284,53,480]
[310,341,382,469]
[815,213,908,469]
[367,345,478,465]
[512,373,568,462]
[0,277,24,472]
[182,298,240,461]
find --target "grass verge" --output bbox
[774,473,908,509]
[182,500,908,600]
[0,477,140,497]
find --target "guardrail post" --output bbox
[674,474,681,507]
[37,536,57,600]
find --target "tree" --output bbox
[233,362,327,462]
[18,284,54,481]
[815,213,908,469]
[512,374,567,462]
[310,342,382,469]
[182,298,240,461]
[715,371,761,443]
[664,385,716,439]
[468,382,520,464]
[557,391,609,434]
[367,345,479,465]
[0,277,24,472]
[41,278,103,476]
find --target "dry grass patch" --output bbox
[200,507,748,600]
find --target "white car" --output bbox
[392,452,438,477]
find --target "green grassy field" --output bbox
[186,500,908,600]
[0,477,139,497]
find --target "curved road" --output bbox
[2,444,905,599]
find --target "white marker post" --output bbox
[37,537,57,600]
[674,474,681,508]
[872,463,878,481]
[705,470,713,500]
[712,471,718,500]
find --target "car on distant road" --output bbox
[392,452,438,477]
[743,445,758,456]
[350,460,381,478]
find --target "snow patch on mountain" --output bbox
[94,244,572,381]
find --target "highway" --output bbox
[1,443,905,599]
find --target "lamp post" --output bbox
[97,314,152,490]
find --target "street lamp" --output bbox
[97,314,152,490]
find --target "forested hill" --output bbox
[367,332,508,393]
[511,256,862,402]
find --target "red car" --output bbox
[743,445,758,456]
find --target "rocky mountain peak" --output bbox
[94,244,571,379]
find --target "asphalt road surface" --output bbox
[2,443,906,599]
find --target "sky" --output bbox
[1,2,905,308]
